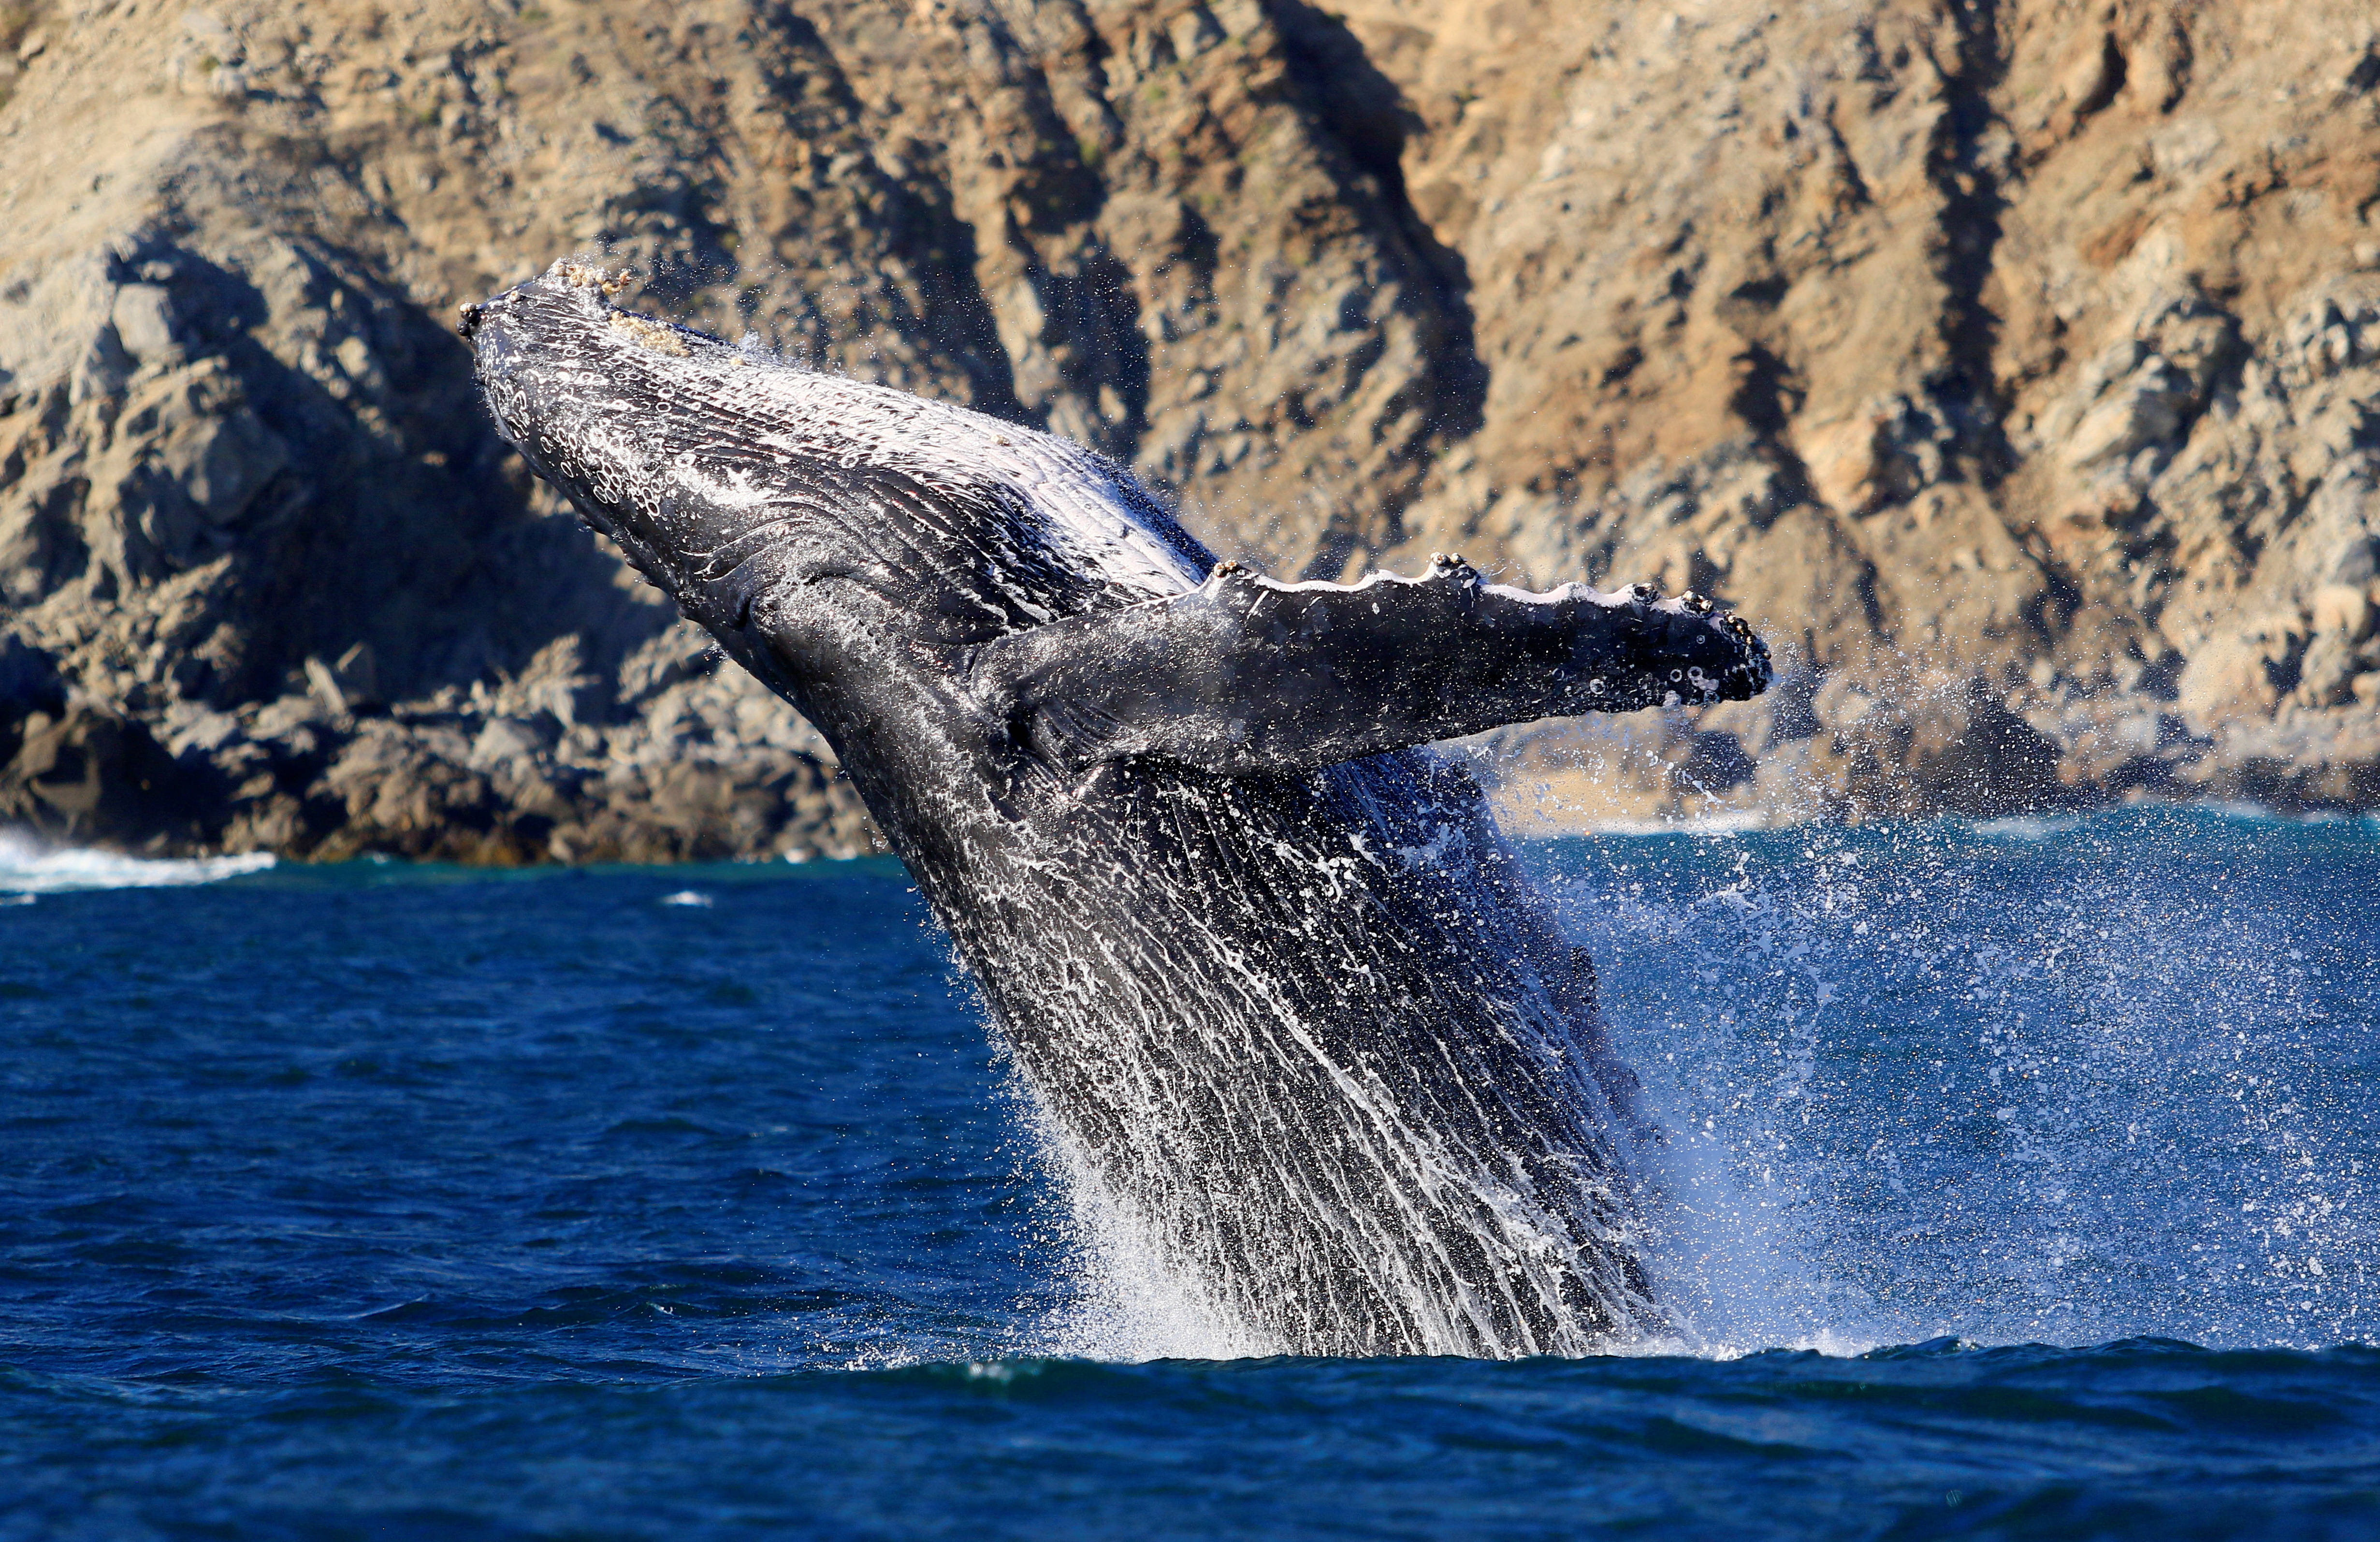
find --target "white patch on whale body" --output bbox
[1242,567,1645,615]
[539,277,1206,600]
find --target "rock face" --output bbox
[1331,0,2380,820]
[0,0,2374,858]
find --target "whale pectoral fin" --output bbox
[970,560,1773,777]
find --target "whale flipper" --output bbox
[972,559,1773,778]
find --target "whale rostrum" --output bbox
[467,262,1774,1357]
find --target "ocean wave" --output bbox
[2197,799,2380,827]
[1551,801,2380,844]
[0,830,275,894]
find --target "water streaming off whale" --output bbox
[1017,806,2380,1361]
[967,751,1662,1360]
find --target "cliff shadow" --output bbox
[1262,0,1488,445]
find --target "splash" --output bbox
[1000,802,2373,1362]
[0,829,275,894]
[1546,808,2380,1354]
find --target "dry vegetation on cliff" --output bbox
[0,0,2374,858]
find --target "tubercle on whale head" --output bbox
[460,259,625,338]
[464,263,740,506]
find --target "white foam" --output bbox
[0,829,275,893]
[658,889,715,907]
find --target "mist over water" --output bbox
[4,808,2377,1537]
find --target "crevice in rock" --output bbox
[1728,342,1804,442]
[885,168,1039,426]
[924,1,1149,450]
[1923,0,2016,485]
[2073,30,2128,122]
[740,4,1034,423]
[2346,42,2380,96]
[1728,341,1822,524]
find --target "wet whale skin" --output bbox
[466,265,1773,1357]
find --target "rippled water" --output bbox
[4,808,2377,1539]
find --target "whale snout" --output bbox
[459,285,552,449]
[459,268,754,642]
[460,265,696,534]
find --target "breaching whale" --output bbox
[464,262,1773,1357]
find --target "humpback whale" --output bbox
[464,263,1773,1357]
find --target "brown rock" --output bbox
[0,704,216,848]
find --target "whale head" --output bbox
[462,262,1213,651]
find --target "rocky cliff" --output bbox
[0,0,2374,860]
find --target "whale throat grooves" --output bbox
[467,263,1775,1358]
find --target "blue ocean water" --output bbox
[3,807,2377,1540]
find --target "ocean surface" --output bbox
[3,807,2377,1540]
